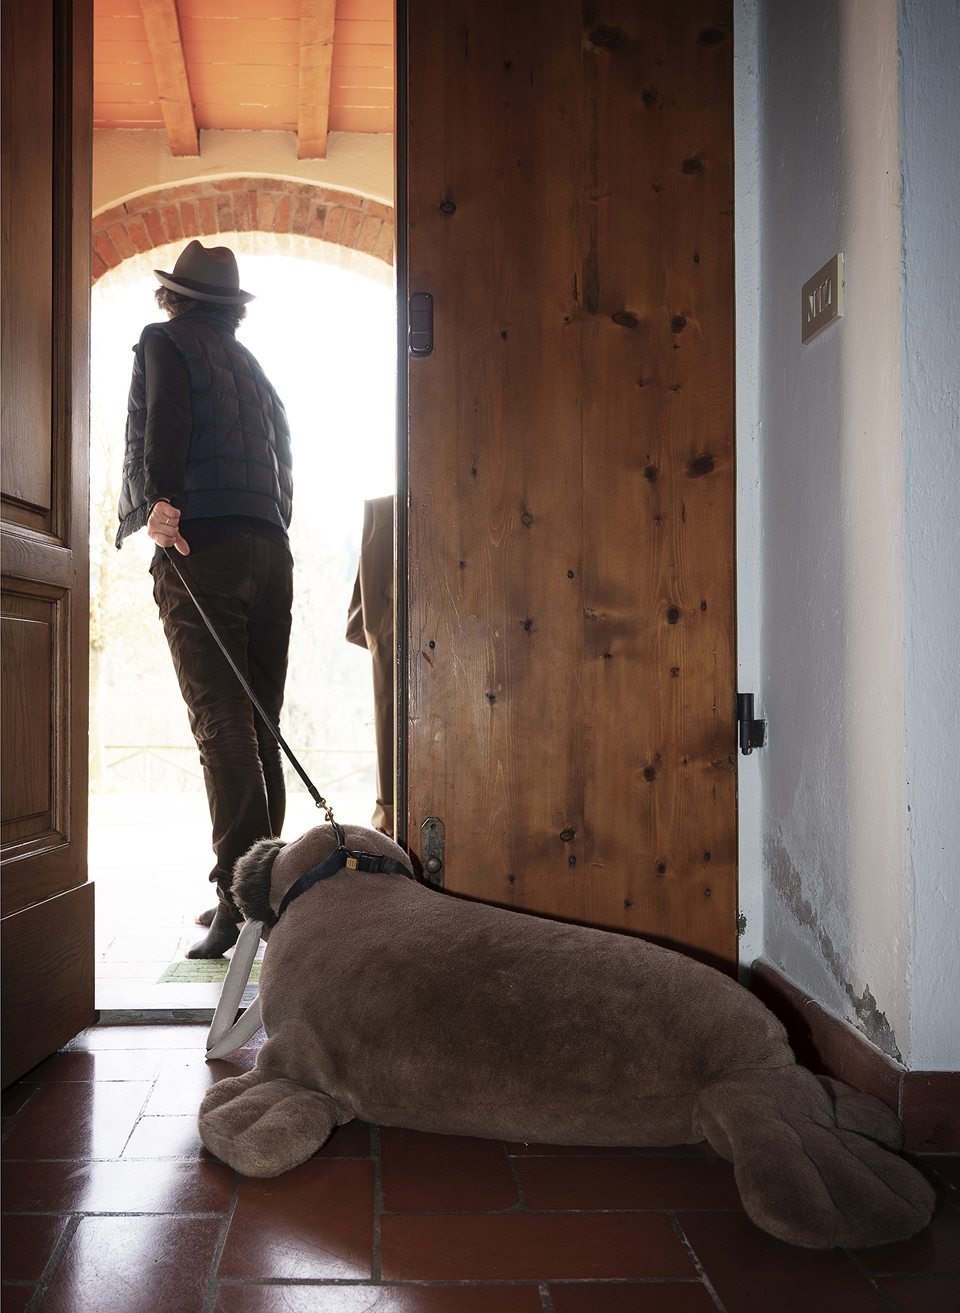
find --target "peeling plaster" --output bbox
[842,983,902,1062]
[766,834,903,1062]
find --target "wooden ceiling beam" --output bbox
[139,0,199,157]
[298,0,337,159]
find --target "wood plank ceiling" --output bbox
[94,0,394,158]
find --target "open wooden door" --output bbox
[402,0,737,964]
[1,0,95,1085]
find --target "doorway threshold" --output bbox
[95,980,259,1026]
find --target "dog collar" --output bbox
[276,847,412,921]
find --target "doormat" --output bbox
[157,960,262,984]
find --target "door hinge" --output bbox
[736,693,766,755]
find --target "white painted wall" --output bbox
[897,0,960,1071]
[733,0,764,979]
[94,129,394,216]
[756,0,912,1061]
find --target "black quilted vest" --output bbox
[116,312,293,547]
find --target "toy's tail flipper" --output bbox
[695,1066,936,1249]
[198,1069,341,1178]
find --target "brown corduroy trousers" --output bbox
[152,532,293,916]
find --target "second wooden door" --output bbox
[1,0,94,1085]
[403,0,736,964]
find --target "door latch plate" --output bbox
[420,815,445,887]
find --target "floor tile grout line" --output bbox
[203,1171,243,1313]
[210,1277,709,1287]
[370,1124,383,1283]
[23,1212,82,1313]
[666,1211,729,1313]
[843,1248,910,1312]
[0,1087,44,1147]
[505,1153,718,1160]
[1,1211,234,1220]
[2,1156,218,1164]
[115,1049,167,1161]
[504,1145,533,1213]
[538,1281,557,1313]
[377,1206,746,1216]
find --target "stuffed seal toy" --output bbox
[198,823,935,1250]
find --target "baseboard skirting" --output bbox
[750,959,959,1153]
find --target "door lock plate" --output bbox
[420,816,445,887]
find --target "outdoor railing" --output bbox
[99,745,376,794]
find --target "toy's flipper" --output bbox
[198,1068,342,1177]
[696,1066,935,1249]
[206,918,264,1059]
[816,1074,904,1149]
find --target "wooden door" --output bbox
[402,0,737,964]
[1,0,94,1085]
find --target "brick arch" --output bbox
[91,177,394,282]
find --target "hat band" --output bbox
[166,274,241,297]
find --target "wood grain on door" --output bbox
[404,0,736,964]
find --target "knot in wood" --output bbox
[588,24,628,50]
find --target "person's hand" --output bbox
[147,500,190,555]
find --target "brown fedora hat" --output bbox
[154,240,255,304]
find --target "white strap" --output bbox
[205,918,265,1059]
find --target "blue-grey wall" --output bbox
[897,0,960,1070]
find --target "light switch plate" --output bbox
[802,252,844,344]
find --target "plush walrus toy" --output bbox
[198,823,935,1250]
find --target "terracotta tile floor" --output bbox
[2,1025,958,1312]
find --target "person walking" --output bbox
[116,240,294,958]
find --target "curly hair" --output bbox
[155,286,247,330]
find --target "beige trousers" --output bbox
[346,496,395,835]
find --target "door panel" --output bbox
[1,0,94,1086]
[1,885,95,1084]
[404,0,736,964]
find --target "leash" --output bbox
[162,545,346,849]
